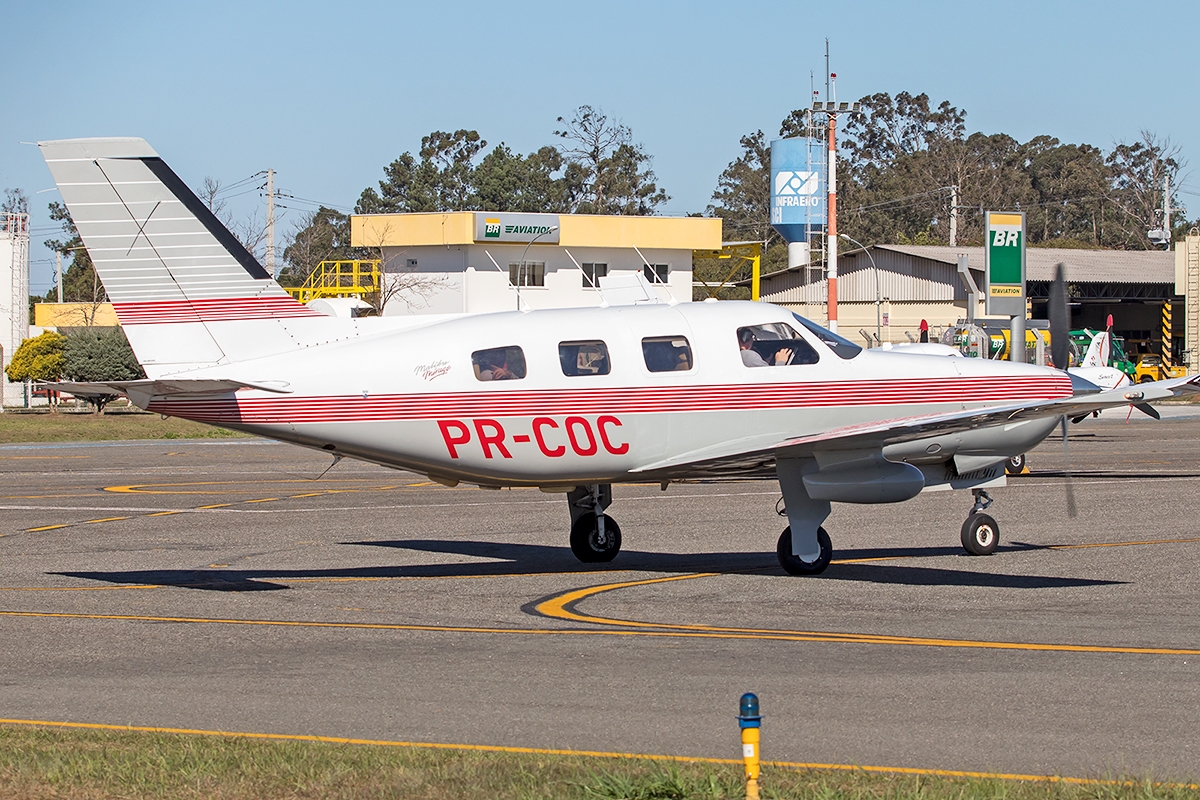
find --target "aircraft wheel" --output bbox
[569,513,622,563]
[1005,453,1026,475]
[961,513,1000,556]
[776,526,832,575]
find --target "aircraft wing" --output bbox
[44,379,291,407]
[632,375,1200,477]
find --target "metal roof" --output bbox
[878,245,1174,284]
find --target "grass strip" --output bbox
[0,412,251,443]
[0,723,1195,799]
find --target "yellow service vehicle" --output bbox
[1133,354,1186,383]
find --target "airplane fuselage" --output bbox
[144,301,1073,486]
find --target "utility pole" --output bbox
[949,185,959,247]
[266,168,276,275]
[1164,173,1171,250]
[812,49,860,334]
[827,109,839,332]
[55,251,62,303]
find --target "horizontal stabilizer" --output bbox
[44,379,291,408]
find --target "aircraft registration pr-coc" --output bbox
[38,138,1200,574]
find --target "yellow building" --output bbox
[351,211,720,315]
[34,302,120,327]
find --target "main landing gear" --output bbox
[776,526,832,575]
[961,489,1000,556]
[566,484,621,563]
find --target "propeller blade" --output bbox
[1134,402,1161,420]
[1061,417,1077,518]
[1049,263,1069,370]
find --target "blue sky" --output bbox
[3,0,1194,295]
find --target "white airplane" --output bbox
[1068,322,1131,392]
[38,138,1200,574]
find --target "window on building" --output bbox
[737,323,820,367]
[642,336,693,372]
[643,264,669,285]
[559,340,611,376]
[472,346,527,381]
[581,262,608,289]
[508,261,545,287]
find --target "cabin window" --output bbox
[792,313,862,359]
[559,340,611,376]
[472,346,527,381]
[643,264,669,285]
[508,261,545,287]
[581,262,608,289]
[642,336,693,372]
[737,323,820,367]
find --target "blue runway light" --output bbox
[738,692,761,728]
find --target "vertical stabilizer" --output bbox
[38,138,332,376]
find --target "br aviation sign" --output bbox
[474,212,561,244]
[985,211,1026,316]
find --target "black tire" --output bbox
[961,513,1000,556]
[1005,453,1026,475]
[1139,374,1154,383]
[569,512,622,563]
[776,526,833,575]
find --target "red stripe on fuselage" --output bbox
[145,375,1074,425]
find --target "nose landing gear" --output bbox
[961,489,1000,556]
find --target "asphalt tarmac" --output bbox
[1,407,1199,780]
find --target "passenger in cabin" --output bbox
[739,328,793,367]
[479,357,515,381]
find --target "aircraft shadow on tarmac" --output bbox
[53,539,1124,592]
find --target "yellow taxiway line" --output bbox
[532,572,1200,656]
[2,606,1198,656]
[0,718,1190,789]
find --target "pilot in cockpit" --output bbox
[739,327,793,367]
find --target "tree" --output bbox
[42,201,105,309]
[356,130,487,214]
[421,130,487,210]
[473,144,567,212]
[198,175,270,260]
[1104,131,1186,249]
[708,131,775,246]
[280,206,358,286]
[6,332,66,409]
[554,106,668,215]
[700,130,784,293]
[355,220,445,315]
[61,327,145,412]
[2,188,29,214]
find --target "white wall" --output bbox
[381,244,692,315]
[1,222,30,407]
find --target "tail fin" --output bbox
[38,138,332,376]
[1079,330,1110,368]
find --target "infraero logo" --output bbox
[484,218,501,238]
[774,171,819,196]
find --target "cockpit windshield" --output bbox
[792,314,863,359]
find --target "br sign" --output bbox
[474,212,561,244]
[985,211,1026,316]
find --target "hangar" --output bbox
[757,243,1185,359]
[350,211,720,314]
